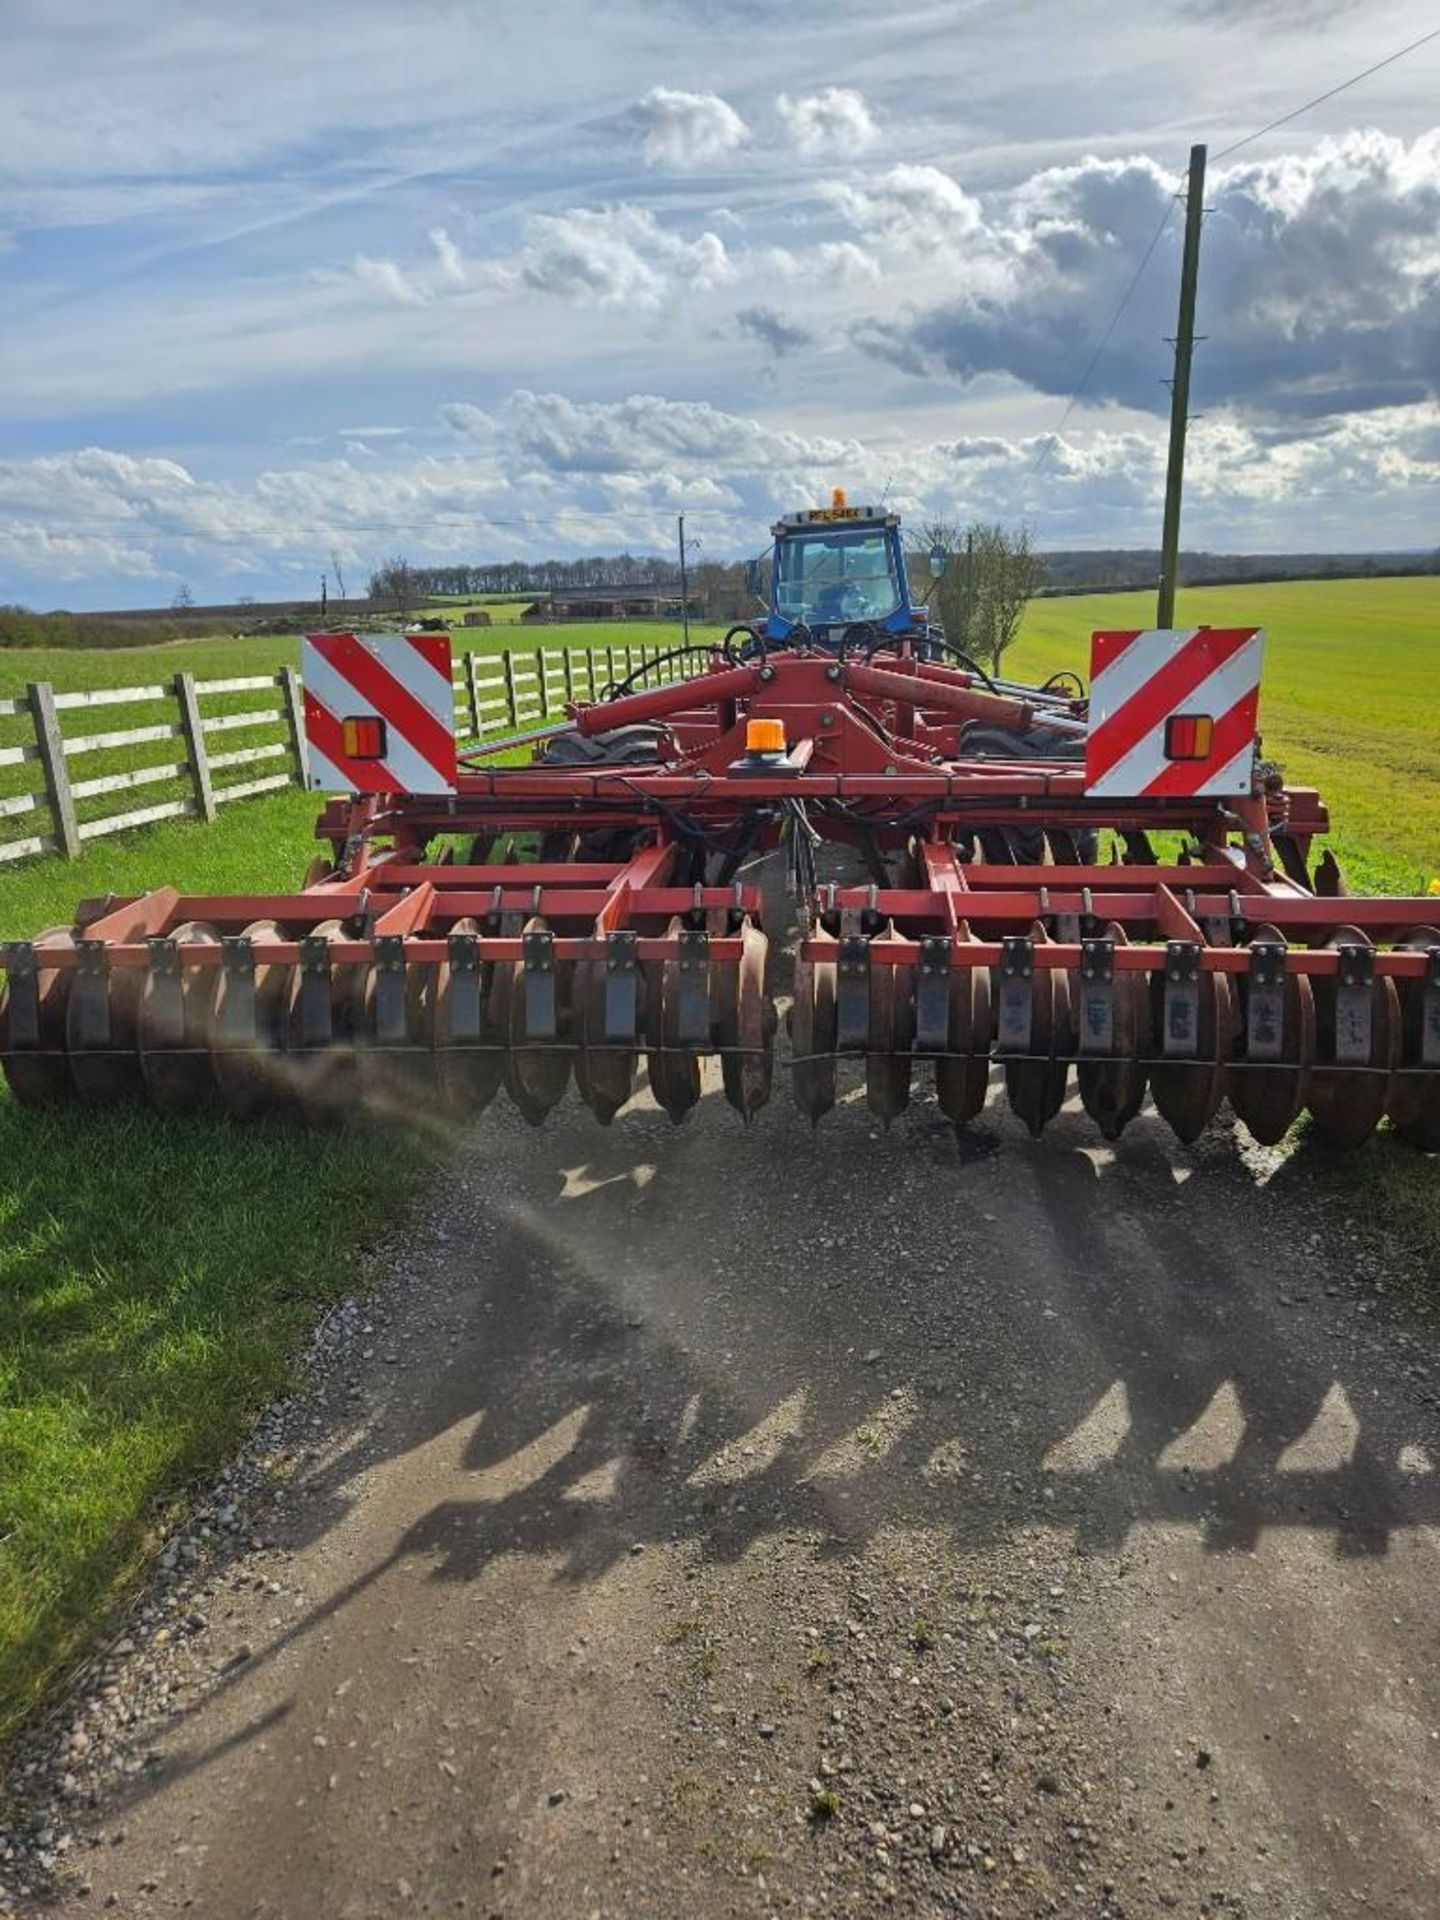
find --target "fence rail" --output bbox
[0,639,689,867]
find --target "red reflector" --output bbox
[1164,713,1213,761]
[342,715,387,760]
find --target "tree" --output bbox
[692,559,746,623]
[368,555,419,620]
[171,582,195,611]
[329,547,348,605]
[910,520,1043,673]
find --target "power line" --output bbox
[1026,20,1440,483]
[1213,21,1440,162]
[1025,196,1177,477]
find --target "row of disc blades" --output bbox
[789,921,1440,1149]
[0,916,775,1131]
[3,918,1437,1149]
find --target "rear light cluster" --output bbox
[342,716,388,760]
[1164,713,1214,761]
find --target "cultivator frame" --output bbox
[3,630,1438,1150]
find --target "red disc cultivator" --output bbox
[3,623,1438,1150]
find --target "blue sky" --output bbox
[1,0,1437,608]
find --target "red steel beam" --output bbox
[571,662,757,735]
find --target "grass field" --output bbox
[0,617,712,698]
[1007,577,1440,898]
[0,789,442,1744]
[0,577,1436,1748]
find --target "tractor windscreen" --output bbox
[775,528,902,626]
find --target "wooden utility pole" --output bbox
[1157,143,1207,628]
[678,513,691,647]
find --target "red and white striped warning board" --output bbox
[301,631,457,796]
[1084,626,1265,800]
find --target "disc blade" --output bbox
[790,926,837,1124]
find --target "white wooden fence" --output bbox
[0,639,689,866]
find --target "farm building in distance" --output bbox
[521,585,698,623]
[461,609,493,627]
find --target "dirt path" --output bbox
[12,1008,1440,1916]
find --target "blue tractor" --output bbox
[743,492,947,659]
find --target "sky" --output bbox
[0,0,1437,608]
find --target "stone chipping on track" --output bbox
[4,991,1440,1918]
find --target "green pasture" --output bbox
[0,577,1436,1749]
[1007,576,1440,898]
[0,790,441,1744]
[0,618,717,698]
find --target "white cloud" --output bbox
[0,442,514,587]
[518,205,733,308]
[633,86,749,168]
[825,163,987,254]
[350,253,429,306]
[777,87,877,157]
[487,389,864,478]
[429,227,467,289]
[766,239,882,287]
[846,131,1440,420]
[4,394,1439,597]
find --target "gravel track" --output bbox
[5,911,1440,1918]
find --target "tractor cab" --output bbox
[758,493,941,656]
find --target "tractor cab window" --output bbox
[775,528,902,626]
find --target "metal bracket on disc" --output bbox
[1335,942,1374,1065]
[1246,940,1287,1062]
[374,934,408,1046]
[836,934,870,1051]
[1077,937,1115,1057]
[522,928,557,1040]
[297,936,333,1048]
[1,942,40,1048]
[446,934,483,1043]
[1424,947,1440,1068]
[996,935,1034,1054]
[218,937,257,1047]
[145,935,183,1044]
[915,936,950,1053]
[676,929,710,1044]
[1162,940,1201,1059]
[604,930,639,1044]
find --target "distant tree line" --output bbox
[0,604,249,651]
[368,553,755,624]
[1037,547,1440,594]
[368,553,687,600]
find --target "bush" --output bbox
[0,606,214,651]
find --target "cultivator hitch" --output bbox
[3,606,1438,1152]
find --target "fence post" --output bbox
[174,671,216,823]
[531,646,547,715]
[280,666,308,786]
[28,681,80,860]
[562,646,575,705]
[501,650,519,726]
[464,652,481,738]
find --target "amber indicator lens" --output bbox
[342,716,388,760]
[1164,713,1213,761]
